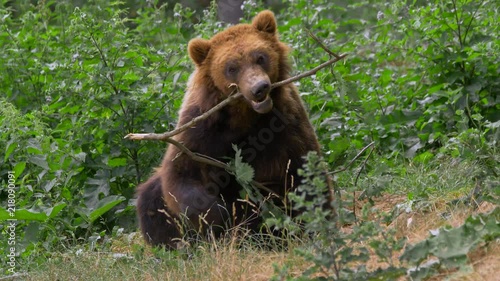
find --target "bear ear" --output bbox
[188,38,211,66]
[252,10,277,34]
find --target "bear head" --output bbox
[188,10,290,114]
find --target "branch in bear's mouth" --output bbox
[124,53,346,141]
[125,89,243,141]
[271,53,347,89]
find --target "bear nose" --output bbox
[251,81,271,101]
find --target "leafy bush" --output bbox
[277,0,499,162]
[0,0,190,265]
[402,207,499,280]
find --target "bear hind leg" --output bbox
[136,175,181,249]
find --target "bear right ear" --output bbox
[188,38,211,66]
[252,10,277,34]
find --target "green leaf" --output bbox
[47,203,67,219]
[0,208,11,220]
[414,151,434,164]
[8,209,49,221]
[4,140,17,161]
[29,155,50,170]
[427,84,443,94]
[465,81,482,94]
[89,195,125,223]
[235,162,254,185]
[485,120,500,129]
[26,146,43,155]
[122,71,140,81]
[231,144,254,185]
[107,157,127,167]
[43,178,57,192]
[13,162,26,179]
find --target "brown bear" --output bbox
[136,10,323,248]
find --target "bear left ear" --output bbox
[188,38,211,66]
[252,10,277,34]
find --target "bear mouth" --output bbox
[250,96,273,114]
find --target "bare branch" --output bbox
[124,53,346,141]
[306,28,342,59]
[167,136,281,198]
[352,143,375,223]
[125,90,242,141]
[165,138,228,170]
[271,53,347,89]
[354,144,375,187]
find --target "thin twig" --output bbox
[329,141,375,175]
[306,28,342,59]
[125,91,242,140]
[271,54,347,89]
[451,0,463,48]
[354,144,375,187]
[249,180,279,198]
[165,138,227,170]
[353,144,375,223]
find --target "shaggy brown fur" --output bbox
[136,10,322,248]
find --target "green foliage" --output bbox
[270,152,407,280]
[229,146,286,226]
[0,0,191,269]
[401,207,500,280]
[229,144,255,185]
[277,0,499,163]
[270,152,498,280]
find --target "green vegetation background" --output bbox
[0,0,498,279]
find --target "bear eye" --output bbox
[225,63,239,78]
[256,54,267,66]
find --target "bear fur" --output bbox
[136,10,323,248]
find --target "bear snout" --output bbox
[251,80,271,101]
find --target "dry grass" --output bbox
[22,235,305,281]
[21,158,499,281]
[21,199,497,281]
